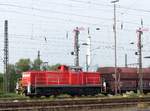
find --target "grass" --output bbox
[0,93,27,99]
[0,91,150,100]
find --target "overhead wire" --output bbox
[69,0,150,13]
[22,0,150,20]
[35,0,150,19]
[0,1,150,29]
[0,3,150,27]
[0,8,106,27]
[0,33,139,47]
[0,3,112,21]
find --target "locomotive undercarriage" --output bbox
[24,85,101,97]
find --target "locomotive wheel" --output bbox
[45,95,50,98]
[29,95,34,98]
[36,95,41,98]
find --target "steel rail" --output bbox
[0,97,150,110]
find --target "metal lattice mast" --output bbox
[4,20,9,93]
[136,27,149,94]
[37,50,40,70]
[137,28,143,94]
[111,0,119,95]
[73,27,80,67]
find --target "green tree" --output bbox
[8,64,18,92]
[47,64,61,71]
[8,58,32,93]
[2,64,20,93]
[0,73,3,93]
[15,58,32,73]
[32,58,43,70]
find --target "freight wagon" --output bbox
[21,65,102,97]
[97,67,150,94]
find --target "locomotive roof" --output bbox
[22,65,99,74]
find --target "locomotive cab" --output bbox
[69,66,82,72]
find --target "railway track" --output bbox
[0,97,150,111]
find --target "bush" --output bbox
[95,93,106,97]
[56,94,72,98]
[123,91,138,98]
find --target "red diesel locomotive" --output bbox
[21,65,102,97]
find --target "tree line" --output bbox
[0,58,60,93]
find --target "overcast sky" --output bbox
[0,0,150,72]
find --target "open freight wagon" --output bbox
[97,67,150,94]
[21,65,102,97]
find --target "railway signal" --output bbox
[144,56,150,58]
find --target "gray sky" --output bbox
[0,0,150,72]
